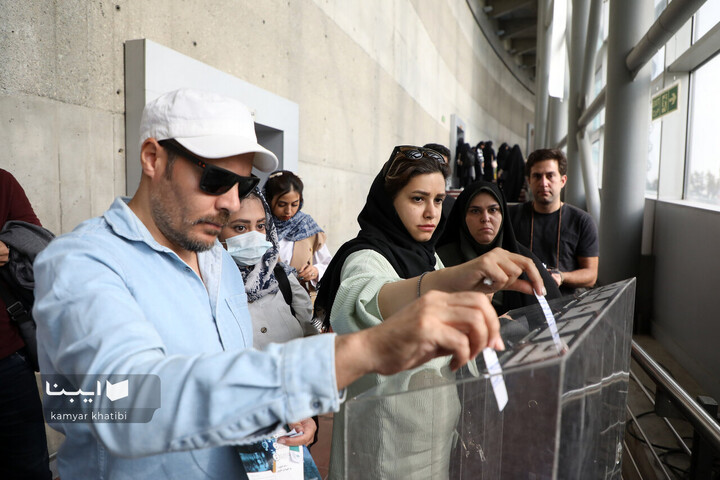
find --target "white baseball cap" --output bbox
[139,88,279,172]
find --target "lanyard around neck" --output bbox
[530,203,563,269]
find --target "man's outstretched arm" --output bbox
[334,290,501,390]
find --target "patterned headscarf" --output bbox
[264,171,324,242]
[273,210,324,243]
[233,189,295,302]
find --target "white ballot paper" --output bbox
[482,347,508,412]
[534,291,566,354]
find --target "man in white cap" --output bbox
[33,89,541,479]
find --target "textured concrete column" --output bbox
[546,85,568,148]
[599,0,653,285]
[564,0,591,208]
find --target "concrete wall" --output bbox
[649,199,720,402]
[1,0,533,248]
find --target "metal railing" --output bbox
[627,340,720,479]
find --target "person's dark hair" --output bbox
[157,139,181,178]
[263,170,304,207]
[525,148,568,176]
[422,143,451,160]
[383,145,450,198]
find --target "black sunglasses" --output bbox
[158,139,260,198]
[390,145,445,164]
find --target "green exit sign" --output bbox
[652,84,680,120]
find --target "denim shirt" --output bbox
[33,198,340,479]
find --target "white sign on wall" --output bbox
[124,39,299,195]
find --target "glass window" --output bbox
[647,121,661,194]
[591,69,605,132]
[685,54,720,204]
[601,1,609,42]
[693,2,720,42]
[592,139,602,188]
[651,47,665,81]
[650,0,667,80]
[654,0,667,19]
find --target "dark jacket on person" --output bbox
[501,145,526,203]
[436,180,561,315]
[0,221,55,290]
[482,142,495,181]
[0,169,43,359]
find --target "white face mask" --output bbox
[225,231,273,266]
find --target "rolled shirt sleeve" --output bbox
[33,198,340,478]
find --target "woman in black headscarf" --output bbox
[437,180,561,315]
[496,142,510,172]
[496,142,510,191]
[501,144,526,203]
[455,141,475,188]
[482,140,496,181]
[316,145,546,479]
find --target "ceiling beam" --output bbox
[515,53,537,69]
[497,19,537,39]
[509,38,537,55]
[484,0,535,19]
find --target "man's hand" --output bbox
[548,268,563,286]
[276,417,316,447]
[335,291,503,390]
[0,241,9,267]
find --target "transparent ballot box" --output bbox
[343,279,636,479]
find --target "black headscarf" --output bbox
[315,155,447,326]
[436,180,561,313]
[482,141,495,181]
[496,142,510,171]
[502,144,526,203]
[437,181,514,263]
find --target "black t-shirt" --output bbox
[509,201,598,273]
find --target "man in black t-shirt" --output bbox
[508,149,598,295]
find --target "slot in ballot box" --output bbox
[343,279,635,479]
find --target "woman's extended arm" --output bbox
[377,247,546,320]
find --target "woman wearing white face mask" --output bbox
[221,191,322,477]
[220,189,318,348]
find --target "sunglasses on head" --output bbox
[390,145,445,164]
[158,139,260,198]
